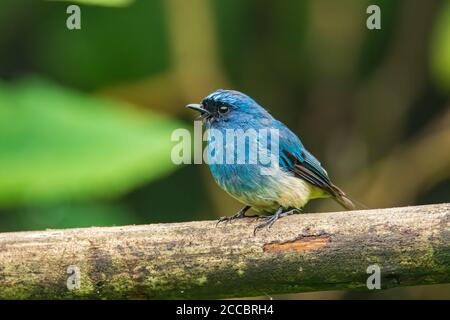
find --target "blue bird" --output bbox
[187,89,355,234]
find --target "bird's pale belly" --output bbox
[210,163,328,214]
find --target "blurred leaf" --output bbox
[430,0,450,93]
[33,0,169,90]
[52,0,134,7]
[0,79,183,206]
[4,202,136,231]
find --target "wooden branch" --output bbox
[0,203,448,299]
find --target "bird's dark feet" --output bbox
[253,208,301,235]
[216,206,251,227]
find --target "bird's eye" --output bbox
[218,105,229,114]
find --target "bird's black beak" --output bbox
[186,103,210,116]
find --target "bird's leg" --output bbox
[253,207,283,235]
[216,205,251,226]
[253,208,301,235]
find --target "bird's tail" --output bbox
[329,184,356,210]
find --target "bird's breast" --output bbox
[204,123,321,212]
[208,161,316,213]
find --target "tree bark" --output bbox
[0,203,448,299]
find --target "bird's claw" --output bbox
[216,206,250,227]
[216,215,236,227]
[253,208,300,235]
[253,216,277,235]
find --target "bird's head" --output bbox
[186,89,269,125]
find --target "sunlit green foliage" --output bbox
[0,79,181,206]
[54,0,133,7]
[431,0,450,92]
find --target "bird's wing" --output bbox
[276,126,355,209]
[273,123,330,188]
[281,148,332,191]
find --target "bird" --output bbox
[186,89,355,235]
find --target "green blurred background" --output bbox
[0,0,449,299]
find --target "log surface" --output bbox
[0,203,449,299]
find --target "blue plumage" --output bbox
[187,89,354,233]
